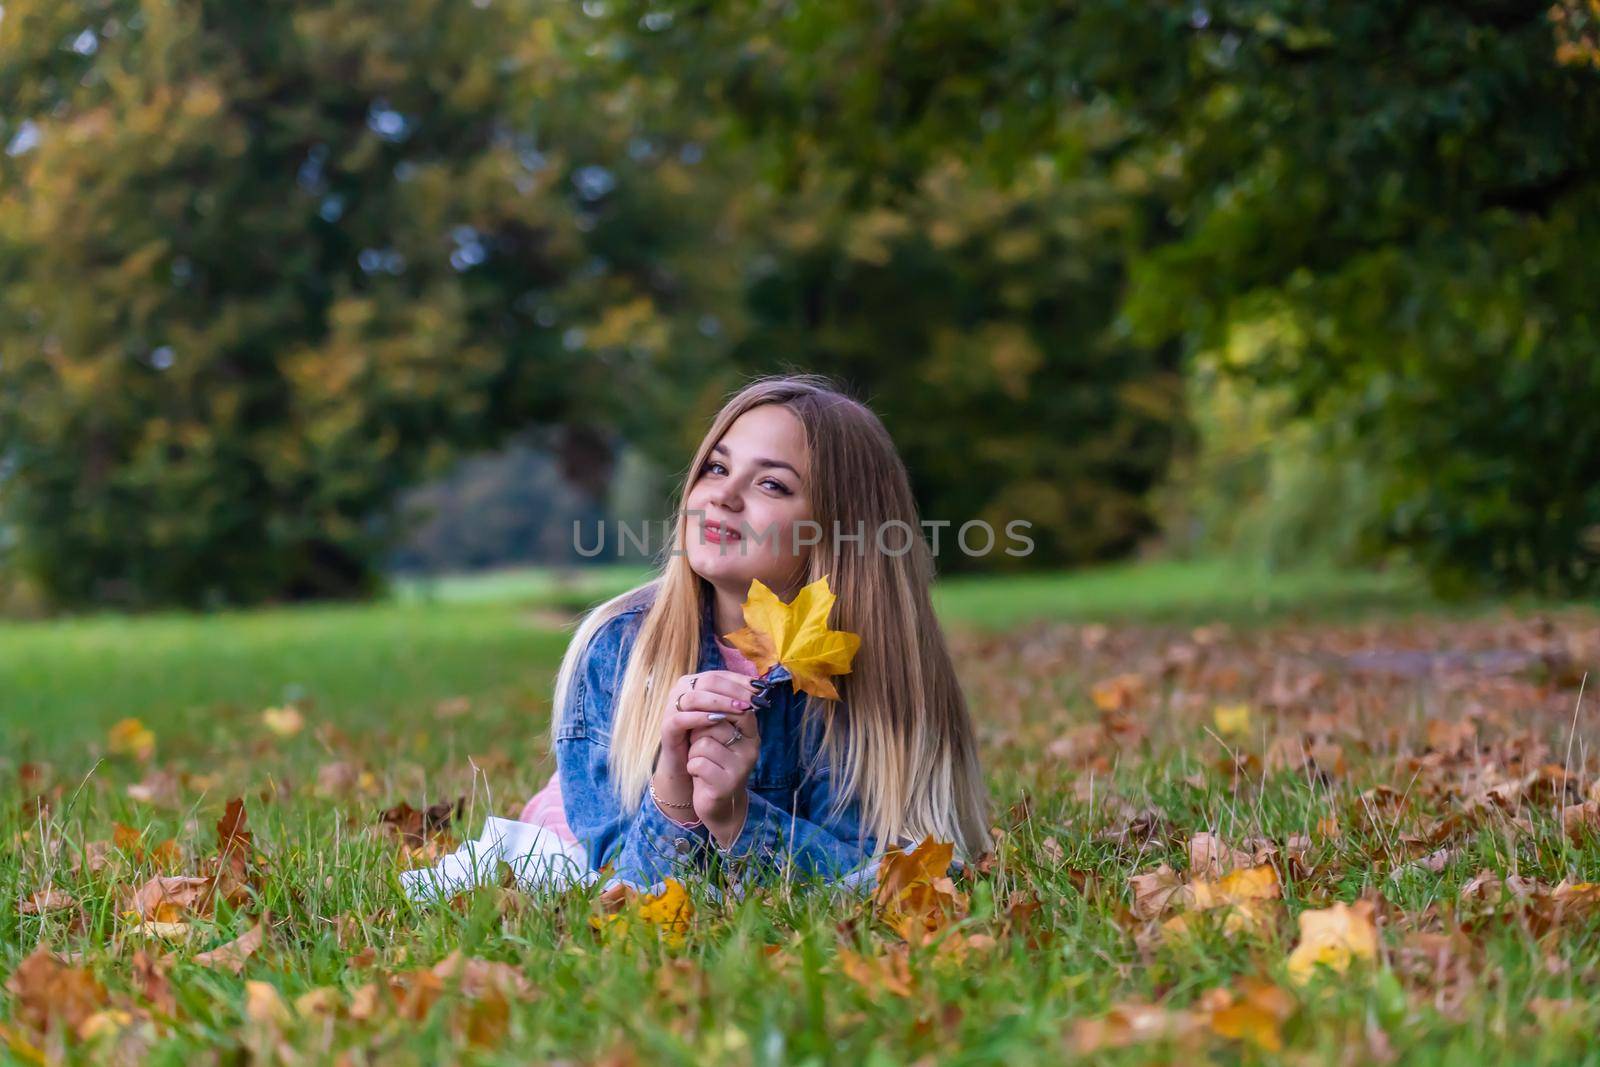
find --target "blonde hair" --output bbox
[547,374,991,864]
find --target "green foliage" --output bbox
[1155,344,1389,573]
[5,0,1597,602]
[601,0,1189,569]
[0,0,715,606]
[1111,0,1600,595]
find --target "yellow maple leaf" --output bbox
[1183,864,1281,911]
[589,878,693,948]
[1207,977,1297,1052]
[107,718,156,761]
[1285,900,1378,985]
[260,706,305,738]
[722,576,861,700]
[1213,703,1252,737]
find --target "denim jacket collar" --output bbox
[695,586,727,675]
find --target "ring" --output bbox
[675,691,686,712]
[722,725,744,747]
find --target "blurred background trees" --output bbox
[1,0,1597,608]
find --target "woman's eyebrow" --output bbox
[711,442,803,479]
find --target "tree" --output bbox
[1109,0,1600,594]
[594,0,1189,569]
[0,0,712,605]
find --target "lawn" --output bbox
[4,561,1599,1064]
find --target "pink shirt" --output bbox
[518,635,761,839]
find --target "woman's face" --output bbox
[684,403,813,597]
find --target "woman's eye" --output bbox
[699,461,788,494]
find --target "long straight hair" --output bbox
[547,374,991,863]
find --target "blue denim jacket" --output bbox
[553,587,880,892]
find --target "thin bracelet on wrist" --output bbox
[649,781,694,810]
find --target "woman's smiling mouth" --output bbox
[702,519,743,544]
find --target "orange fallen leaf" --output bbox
[1090,673,1146,713]
[872,837,967,942]
[836,945,915,998]
[106,718,155,761]
[1207,977,1297,1052]
[124,875,212,923]
[3,945,109,1041]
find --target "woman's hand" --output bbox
[685,701,762,848]
[653,671,758,813]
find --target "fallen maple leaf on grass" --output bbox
[835,944,915,998]
[1131,859,1281,921]
[1203,977,1298,1051]
[259,706,304,738]
[1212,702,1252,738]
[18,888,78,916]
[1075,977,1298,1055]
[380,796,464,849]
[872,837,968,943]
[1286,900,1379,985]
[721,575,860,700]
[4,945,110,1042]
[106,718,156,761]
[124,875,212,924]
[193,915,268,974]
[589,879,694,948]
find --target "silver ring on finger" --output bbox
[675,691,686,712]
[723,724,745,748]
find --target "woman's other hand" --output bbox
[684,693,762,846]
[652,671,757,815]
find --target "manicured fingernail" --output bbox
[707,713,727,723]
[734,699,749,709]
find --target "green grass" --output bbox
[4,560,1599,1064]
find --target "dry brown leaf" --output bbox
[4,945,110,1040]
[124,875,212,923]
[1129,864,1184,921]
[1089,673,1147,713]
[1072,1000,1204,1053]
[835,945,915,998]
[380,796,464,849]
[193,917,266,974]
[244,980,292,1027]
[1561,801,1600,842]
[872,837,967,942]
[18,888,77,915]
[1187,832,1259,879]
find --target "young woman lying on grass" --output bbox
[407,374,990,900]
